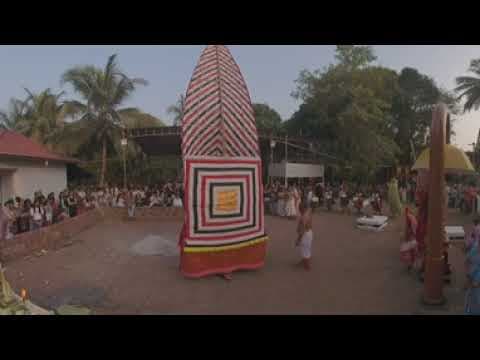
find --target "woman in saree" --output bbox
[285,185,297,219]
[277,186,286,217]
[388,177,402,218]
[293,184,301,216]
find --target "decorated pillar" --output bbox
[179,45,268,278]
[423,104,447,305]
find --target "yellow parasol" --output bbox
[412,144,475,174]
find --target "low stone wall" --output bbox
[103,207,184,222]
[0,207,184,263]
[0,210,101,263]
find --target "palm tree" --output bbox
[61,54,148,186]
[0,89,72,152]
[21,89,75,149]
[0,98,28,131]
[455,59,480,112]
[167,94,185,126]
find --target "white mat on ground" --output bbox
[445,226,465,243]
[131,235,179,257]
[356,216,389,232]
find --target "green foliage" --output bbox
[0,98,28,131]
[289,48,462,181]
[335,45,377,71]
[0,89,74,152]
[289,50,400,182]
[456,58,480,112]
[391,68,458,165]
[61,54,148,185]
[252,103,283,134]
[167,94,185,126]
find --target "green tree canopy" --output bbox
[289,47,399,181]
[391,67,459,165]
[335,45,377,71]
[252,103,283,134]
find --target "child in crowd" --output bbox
[30,199,45,231]
[44,199,53,226]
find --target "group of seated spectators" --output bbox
[0,181,185,241]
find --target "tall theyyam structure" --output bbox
[179,45,268,278]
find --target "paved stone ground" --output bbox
[4,209,472,315]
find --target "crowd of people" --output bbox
[446,183,478,214]
[264,181,388,218]
[0,181,185,241]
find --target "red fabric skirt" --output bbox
[180,242,267,279]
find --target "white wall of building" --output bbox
[0,172,15,204]
[0,158,67,201]
[269,162,325,179]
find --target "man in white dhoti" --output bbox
[295,202,313,271]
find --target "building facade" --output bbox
[0,131,76,203]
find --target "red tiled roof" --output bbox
[0,130,78,163]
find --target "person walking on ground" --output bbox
[295,202,313,271]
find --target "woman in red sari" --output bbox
[401,207,418,271]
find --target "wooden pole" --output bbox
[423,103,447,306]
[285,135,288,188]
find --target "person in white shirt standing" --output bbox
[173,192,183,208]
[295,202,314,271]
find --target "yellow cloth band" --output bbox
[184,237,268,253]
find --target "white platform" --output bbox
[356,216,389,232]
[445,226,465,243]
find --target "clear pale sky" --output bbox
[0,45,478,150]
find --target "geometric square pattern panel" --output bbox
[184,157,265,247]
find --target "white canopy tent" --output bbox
[269,162,325,186]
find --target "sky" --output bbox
[0,45,478,150]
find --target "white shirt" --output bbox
[45,206,53,221]
[31,207,44,221]
[173,198,183,208]
[307,191,314,203]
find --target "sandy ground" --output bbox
[4,210,472,315]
